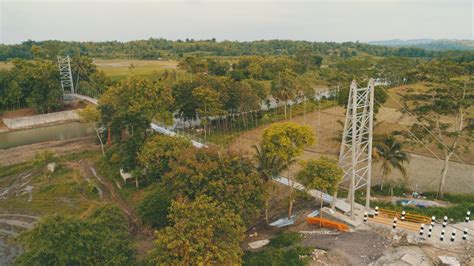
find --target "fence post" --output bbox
[463,228,468,240]
[419,224,424,238]
[428,225,432,238]
[392,217,397,229]
[364,212,368,223]
[451,229,456,242]
[466,211,471,223]
[375,206,379,216]
[443,216,448,228]
[401,210,406,222]
[440,229,445,241]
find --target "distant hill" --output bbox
[368,39,474,51]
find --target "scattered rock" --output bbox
[248,239,270,249]
[47,162,57,172]
[438,256,460,266]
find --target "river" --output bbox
[0,122,96,149]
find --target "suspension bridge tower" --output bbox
[339,79,375,219]
[57,55,75,95]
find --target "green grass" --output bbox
[0,162,31,178]
[0,164,101,215]
[269,232,303,248]
[95,59,182,81]
[0,150,106,216]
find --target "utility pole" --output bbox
[338,79,375,219]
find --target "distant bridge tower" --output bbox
[57,55,75,95]
[339,79,375,219]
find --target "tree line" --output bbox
[2,38,473,61]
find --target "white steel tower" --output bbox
[57,55,75,95]
[339,79,375,219]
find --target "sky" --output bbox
[0,0,473,44]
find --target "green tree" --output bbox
[271,68,297,118]
[406,79,473,198]
[261,122,315,218]
[374,135,410,196]
[78,105,105,156]
[137,186,172,228]
[162,146,264,223]
[11,59,63,113]
[151,196,244,265]
[15,205,134,265]
[192,86,224,139]
[253,144,289,224]
[99,76,174,174]
[296,157,343,217]
[138,134,191,181]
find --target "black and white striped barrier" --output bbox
[440,229,445,241]
[466,211,471,223]
[401,210,406,222]
[431,216,435,227]
[463,228,468,240]
[364,212,368,222]
[392,217,397,229]
[428,225,432,238]
[375,206,379,216]
[419,224,425,237]
[443,216,448,228]
[451,229,456,242]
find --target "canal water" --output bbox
[0,122,96,149]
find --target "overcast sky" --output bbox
[0,0,472,44]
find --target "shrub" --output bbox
[269,232,303,248]
[137,186,171,228]
[243,246,312,266]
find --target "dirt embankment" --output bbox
[0,137,98,166]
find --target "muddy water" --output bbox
[0,122,95,149]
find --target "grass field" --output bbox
[94,59,181,81]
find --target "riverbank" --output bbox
[0,101,89,132]
[0,137,99,166]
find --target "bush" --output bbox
[15,204,134,265]
[137,186,171,228]
[269,232,303,248]
[243,246,312,266]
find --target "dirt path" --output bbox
[69,159,140,232]
[0,137,98,167]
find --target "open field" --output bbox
[227,104,474,194]
[94,59,180,81]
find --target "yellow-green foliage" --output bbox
[262,122,315,162]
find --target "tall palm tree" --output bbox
[253,144,293,224]
[374,135,410,196]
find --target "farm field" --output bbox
[94,59,181,81]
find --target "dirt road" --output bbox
[0,137,99,166]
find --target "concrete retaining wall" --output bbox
[3,110,80,130]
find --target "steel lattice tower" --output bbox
[57,55,75,95]
[339,79,375,219]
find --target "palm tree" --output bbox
[253,144,292,224]
[374,135,410,196]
